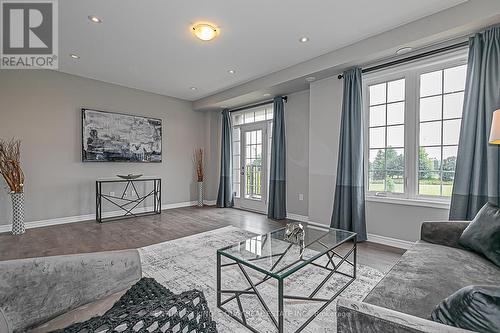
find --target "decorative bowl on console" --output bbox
[117,174,143,180]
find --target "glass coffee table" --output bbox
[216,224,357,333]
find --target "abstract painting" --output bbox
[82,109,162,162]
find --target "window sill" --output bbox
[365,195,450,210]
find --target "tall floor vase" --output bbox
[11,192,25,235]
[197,182,204,207]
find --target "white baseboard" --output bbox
[204,200,217,206]
[286,213,309,223]
[366,233,414,249]
[287,214,413,250]
[0,201,199,234]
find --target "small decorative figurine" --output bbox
[284,223,305,254]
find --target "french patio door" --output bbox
[235,122,269,213]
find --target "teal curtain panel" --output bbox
[216,109,234,208]
[450,26,500,220]
[268,96,287,219]
[331,68,367,241]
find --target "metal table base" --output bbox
[217,238,357,333]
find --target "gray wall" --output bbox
[203,110,222,202]
[0,70,206,225]
[307,75,450,242]
[0,69,450,241]
[308,77,343,224]
[285,90,309,216]
[365,201,449,242]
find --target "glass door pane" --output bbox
[244,129,263,200]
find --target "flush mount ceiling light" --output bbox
[192,23,219,41]
[70,54,80,59]
[299,37,309,43]
[227,69,236,74]
[396,47,413,55]
[305,76,316,82]
[88,15,102,23]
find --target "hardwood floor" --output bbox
[0,206,405,273]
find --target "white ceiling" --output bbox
[59,0,467,101]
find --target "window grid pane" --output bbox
[418,65,465,197]
[368,79,405,194]
[232,127,241,198]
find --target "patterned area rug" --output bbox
[139,226,384,333]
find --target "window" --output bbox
[231,106,273,199]
[232,107,273,126]
[364,51,467,201]
[418,66,466,197]
[368,79,406,193]
[243,129,263,199]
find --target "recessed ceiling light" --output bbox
[70,54,80,59]
[396,47,413,55]
[228,69,236,74]
[88,15,102,23]
[190,87,198,91]
[299,37,309,43]
[263,93,271,97]
[192,23,219,41]
[305,76,316,82]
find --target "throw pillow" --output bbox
[458,202,500,267]
[431,285,500,332]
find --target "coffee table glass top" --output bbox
[218,225,356,278]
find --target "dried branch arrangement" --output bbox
[194,148,204,182]
[0,138,25,193]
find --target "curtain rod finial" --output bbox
[338,74,344,79]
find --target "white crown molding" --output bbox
[0,201,200,234]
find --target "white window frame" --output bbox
[231,105,274,202]
[363,49,468,208]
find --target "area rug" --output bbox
[139,226,384,333]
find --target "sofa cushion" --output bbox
[0,250,142,332]
[28,290,127,333]
[0,308,10,333]
[431,285,500,332]
[459,202,500,267]
[363,241,500,319]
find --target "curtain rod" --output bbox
[337,40,469,79]
[228,96,288,113]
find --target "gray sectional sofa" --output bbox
[0,250,142,333]
[337,221,500,332]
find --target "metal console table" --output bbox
[96,177,161,223]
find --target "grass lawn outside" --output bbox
[369,180,453,197]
